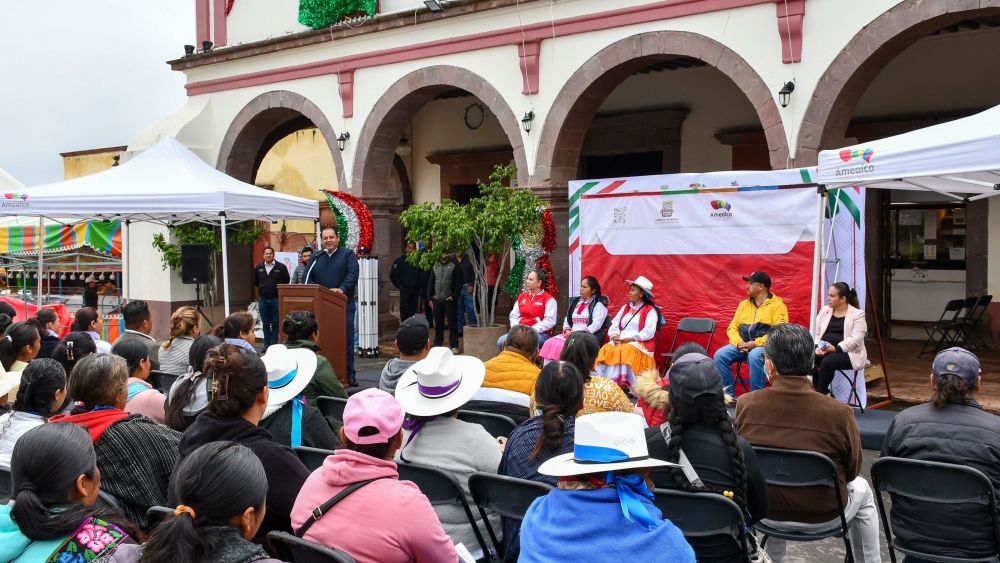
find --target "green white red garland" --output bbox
[321,190,375,255]
[503,208,559,299]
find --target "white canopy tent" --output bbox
[0,167,24,192]
[10,137,320,314]
[818,104,1000,201]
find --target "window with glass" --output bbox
[889,204,966,270]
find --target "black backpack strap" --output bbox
[295,477,386,537]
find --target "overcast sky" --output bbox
[0,2,194,186]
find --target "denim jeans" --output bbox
[712,343,767,392]
[457,284,477,335]
[259,297,279,349]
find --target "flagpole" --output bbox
[809,188,826,335]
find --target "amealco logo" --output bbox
[835,148,875,176]
[1,193,29,208]
[709,199,732,218]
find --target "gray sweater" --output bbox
[379,358,417,395]
[395,416,502,552]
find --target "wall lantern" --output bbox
[778,81,795,108]
[521,111,535,134]
[337,132,350,152]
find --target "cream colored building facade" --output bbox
[127,0,1000,333]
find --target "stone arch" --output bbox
[794,1,1000,165]
[352,65,528,196]
[534,31,788,188]
[217,90,346,187]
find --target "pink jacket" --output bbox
[814,305,868,370]
[291,449,457,563]
[124,378,166,424]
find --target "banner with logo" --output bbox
[823,187,866,309]
[579,187,818,356]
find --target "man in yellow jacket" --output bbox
[483,325,541,395]
[713,271,789,392]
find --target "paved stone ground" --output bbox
[353,356,896,563]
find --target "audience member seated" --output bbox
[280,310,346,401]
[50,354,181,530]
[636,342,705,426]
[499,361,584,560]
[499,269,558,351]
[210,312,257,354]
[1,321,40,374]
[173,343,310,544]
[51,331,97,376]
[813,282,867,396]
[881,347,1000,560]
[713,271,788,393]
[0,302,15,324]
[557,331,634,416]
[471,325,540,421]
[71,307,112,354]
[259,343,341,450]
[112,339,167,424]
[395,347,502,556]
[641,353,769,562]
[736,324,880,563]
[34,308,63,359]
[595,276,661,389]
[112,300,160,370]
[519,411,695,562]
[165,335,222,431]
[114,441,282,563]
[158,305,200,375]
[0,423,139,562]
[292,389,457,562]
[379,315,431,395]
[0,359,67,470]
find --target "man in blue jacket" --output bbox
[305,226,360,386]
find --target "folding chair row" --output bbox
[921,295,993,356]
[660,316,717,373]
[317,396,518,440]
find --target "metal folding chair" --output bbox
[468,472,552,558]
[149,370,180,394]
[871,457,1000,563]
[953,295,993,350]
[267,531,358,562]
[661,317,716,371]
[920,298,966,356]
[316,396,348,424]
[653,488,750,562]
[457,410,518,439]
[295,446,336,472]
[751,446,855,562]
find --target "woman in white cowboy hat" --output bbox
[518,411,695,562]
[258,343,340,451]
[394,347,501,559]
[595,276,663,389]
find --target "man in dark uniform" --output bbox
[305,226,360,386]
[254,246,290,350]
[390,241,423,323]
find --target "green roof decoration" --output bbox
[299,0,378,29]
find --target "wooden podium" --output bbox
[278,284,348,386]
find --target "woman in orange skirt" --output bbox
[595,276,661,389]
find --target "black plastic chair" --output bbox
[468,472,552,557]
[146,505,174,526]
[920,298,966,356]
[0,467,10,502]
[871,457,1000,563]
[953,295,994,350]
[662,317,716,371]
[457,410,517,439]
[732,360,752,396]
[295,446,335,472]
[652,488,750,563]
[267,531,358,562]
[751,446,855,561]
[317,396,348,424]
[96,490,123,512]
[149,370,180,394]
[396,462,493,558]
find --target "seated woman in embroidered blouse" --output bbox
[595,276,662,389]
[210,312,257,354]
[498,269,558,351]
[0,423,140,563]
[539,276,610,365]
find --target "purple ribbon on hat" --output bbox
[417,376,462,399]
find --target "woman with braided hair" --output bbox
[638,353,768,563]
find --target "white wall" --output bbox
[226,0,308,46]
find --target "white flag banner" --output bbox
[823,187,866,309]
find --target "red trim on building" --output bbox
[186,0,773,96]
[518,40,541,95]
[775,0,805,63]
[338,70,355,118]
[196,0,211,45]
[214,0,228,47]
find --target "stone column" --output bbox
[530,182,571,313]
[363,193,406,338]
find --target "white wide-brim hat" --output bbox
[625,275,655,299]
[538,412,678,477]
[396,347,485,417]
[261,344,318,408]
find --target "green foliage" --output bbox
[400,164,542,327]
[151,222,264,271]
[298,0,378,28]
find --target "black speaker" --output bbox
[181,244,211,284]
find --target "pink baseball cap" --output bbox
[343,388,405,445]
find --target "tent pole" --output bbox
[809,188,826,335]
[314,220,320,247]
[37,217,44,305]
[220,212,231,316]
[122,220,130,303]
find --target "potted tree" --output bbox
[400,164,540,360]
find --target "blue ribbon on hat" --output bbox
[291,395,304,448]
[268,367,298,389]
[606,471,661,530]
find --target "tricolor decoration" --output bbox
[503,207,559,299]
[320,190,374,255]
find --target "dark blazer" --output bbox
[304,247,359,299]
[254,260,290,299]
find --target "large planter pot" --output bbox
[463,325,508,362]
